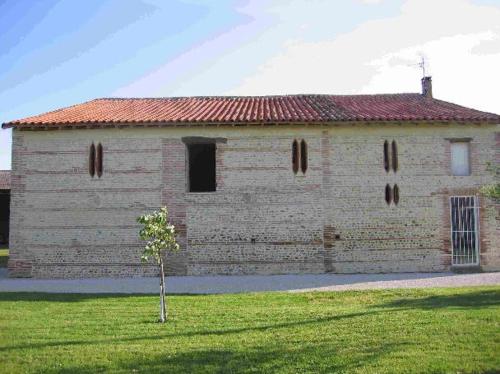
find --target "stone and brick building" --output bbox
[2,77,499,278]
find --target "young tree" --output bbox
[137,207,180,323]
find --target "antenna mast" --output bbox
[418,56,426,77]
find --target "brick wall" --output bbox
[8,123,499,278]
[480,132,500,270]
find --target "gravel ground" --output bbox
[0,272,499,294]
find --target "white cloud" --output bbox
[358,0,384,4]
[115,0,500,114]
[115,0,395,97]
[228,0,500,113]
[361,32,500,112]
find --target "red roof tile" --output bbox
[2,94,499,128]
[0,170,10,190]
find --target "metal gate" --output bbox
[450,196,480,266]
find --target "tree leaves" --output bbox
[480,162,500,201]
[137,207,180,264]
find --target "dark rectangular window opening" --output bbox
[188,143,216,192]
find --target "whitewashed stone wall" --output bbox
[8,123,499,278]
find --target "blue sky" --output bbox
[1,0,500,170]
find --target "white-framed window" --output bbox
[450,141,470,176]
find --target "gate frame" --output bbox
[449,195,480,267]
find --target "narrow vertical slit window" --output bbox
[292,139,299,174]
[300,139,308,174]
[393,184,399,205]
[385,184,392,205]
[89,143,96,177]
[96,143,103,178]
[391,140,398,172]
[383,140,390,172]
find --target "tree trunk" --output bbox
[159,257,167,323]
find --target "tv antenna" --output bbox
[408,55,428,77]
[418,56,426,77]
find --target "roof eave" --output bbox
[3,118,500,130]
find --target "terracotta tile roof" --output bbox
[2,94,499,128]
[0,170,10,190]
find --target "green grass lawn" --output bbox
[0,287,499,373]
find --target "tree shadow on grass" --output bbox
[0,310,379,352]
[0,292,227,303]
[0,292,159,302]
[374,289,500,310]
[45,342,410,374]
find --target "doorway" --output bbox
[450,196,479,266]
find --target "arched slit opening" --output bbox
[96,143,103,178]
[385,184,392,205]
[300,139,308,174]
[89,143,96,177]
[292,139,299,174]
[383,140,390,172]
[393,184,399,205]
[391,140,398,172]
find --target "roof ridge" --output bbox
[94,93,421,101]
